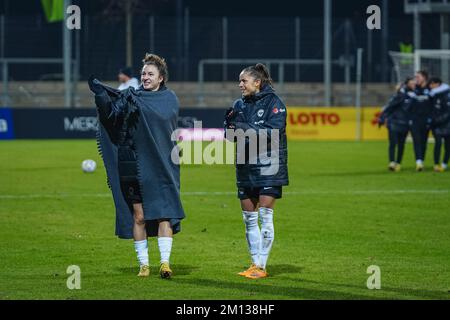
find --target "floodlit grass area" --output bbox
[0,139,449,299]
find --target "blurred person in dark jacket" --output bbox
[409,70,432,171]
[379,77,415,172]
[117,67,139,90]
[428,77,450,172]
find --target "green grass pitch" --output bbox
[0,139,449,300]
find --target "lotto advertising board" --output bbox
[286,107,386,141]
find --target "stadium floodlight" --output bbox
[389,49,450,84]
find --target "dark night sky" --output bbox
[1,0,405,17]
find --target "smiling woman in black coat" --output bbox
[224,63,289,279]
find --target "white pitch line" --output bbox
[0,189,448,199]
[183,190,449,195]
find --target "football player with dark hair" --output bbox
[224,63,289,279]
[429,77,450,172]
[409,70,433,171]
[379,77,415,171]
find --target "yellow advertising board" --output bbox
[286,107,388,141]
[361,107,389,141]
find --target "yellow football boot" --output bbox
[238,264,258,277]
[137,265,150,277]
[245,267,268,279]
[159,262,172,279]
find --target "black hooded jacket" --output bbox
[380,86,412,133]
[409,86,433,125]
[430,83,450,136]
[225,85,289,188]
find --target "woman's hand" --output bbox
[224,107,236,129]
[224,107,236,121]
[88,75,104,95]
[377,114,386,128]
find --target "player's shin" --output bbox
[134,239,149,266]
[158,237,173,264]
[242,211,261,266]
[259,207,274,269]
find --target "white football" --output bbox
[81,159,97,173]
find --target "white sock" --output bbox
[134,239,149,266]
[416,159,423,165]
[158,237,173,264]
[259,207,274,270]
[242,211,260,266]
[442,163,448,170]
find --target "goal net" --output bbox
[389,50,450,84]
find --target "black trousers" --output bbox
[118,145,142,204]
[433,132,450,165]
[388,129,408,164]
[410,121,430,161]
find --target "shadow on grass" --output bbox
[262,264,303,276]
[289,278,450,300]
[175,277,376,300]
[117,264,199,276]
[174,264,449,299]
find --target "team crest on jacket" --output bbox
[273,107,279,114]
[257,109,264,117]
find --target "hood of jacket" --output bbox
[243,84,275,102]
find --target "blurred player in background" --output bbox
[379,77,415,171]
[428,77,450,172]
[224,63,289,279]
[409,70,432,171]
[88,53,185,279]
[117,67,139,90]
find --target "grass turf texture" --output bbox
[0,139,449,300]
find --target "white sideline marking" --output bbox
[0,189,448,199]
